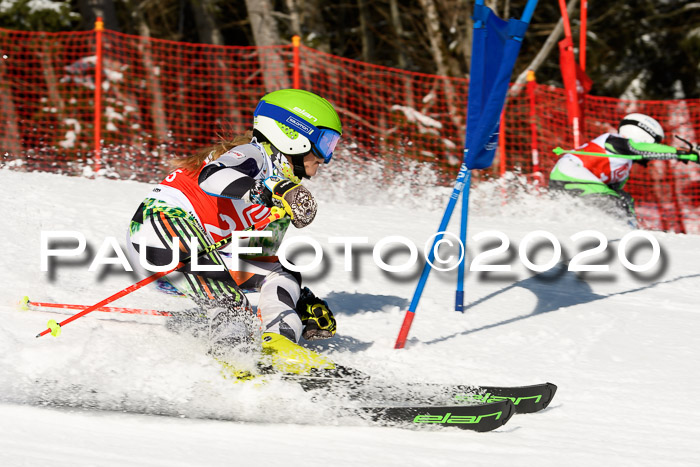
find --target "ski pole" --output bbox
[36,207,286,338]
[20,296,171,316]
[553,147,699,163]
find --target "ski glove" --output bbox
[296,287,336,340]
[252,177,317,228]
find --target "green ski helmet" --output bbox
[253,89,342,178]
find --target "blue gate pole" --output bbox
[394,163,470,348]
[455,170,472,312]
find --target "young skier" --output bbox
[549,113,698,225]
[126,89,343,376]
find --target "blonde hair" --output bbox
[171,130,254,172]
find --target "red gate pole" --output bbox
[580,0,588,71]
[292,35,301,89]
[557,0,580,147]
[93,17,104,175]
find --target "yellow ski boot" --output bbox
[260,332,336,375]
[217,359,260,382]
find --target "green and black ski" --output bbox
[439,382,557,414]
[286,373,557,415]
[353,399,515,432]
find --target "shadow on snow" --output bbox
[425,264,700,345]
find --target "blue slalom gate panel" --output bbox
[464,4,531,170]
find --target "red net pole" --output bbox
[292,35,300,89]
[526,70,540,176]
[499,110,506,176]
[93,17,104,174]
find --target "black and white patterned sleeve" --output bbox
[198,144,266,200]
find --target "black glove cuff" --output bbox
[272,179,298,197]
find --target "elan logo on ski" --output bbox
[455,392,543,405]
[413,411,503,425]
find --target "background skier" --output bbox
[549,113,699,225]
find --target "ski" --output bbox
[352,399,515,432]
[285,373,557,415]
[438,382,557,414]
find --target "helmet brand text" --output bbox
[286,116,314,135]
[292,107,318,122]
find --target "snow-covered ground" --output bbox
[1,167,699,466]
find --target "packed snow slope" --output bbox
[1,167,699,467]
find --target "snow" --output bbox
[1,167,700,466]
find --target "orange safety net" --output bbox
[1,27,699,233]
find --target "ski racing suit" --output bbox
[550,132,676,225]
[126,140,309,356]
[549,133,695,225]
[549,133,639,222]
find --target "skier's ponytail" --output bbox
[171,130,254,172]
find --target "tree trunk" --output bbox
[389,0,407,69]
[77,0,120,31]
[419,0,450,78]
[418,0,463,130]
[190,1,241,128]
[357,0,375,63]
[244,0,291,91]
[0,57,21,157]
[190,0,225,45]
[135,12,169,143]
[299,0,332,53]
[388,0,416,111]
[485,0,499,15]
[39,44,67,138]
[284,0,302,38]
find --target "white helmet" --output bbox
[618,113,664,144]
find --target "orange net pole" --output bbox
[526,71,540,175]
[93,17,104,174]
[499,110,506,176]
[292,35,300,89]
